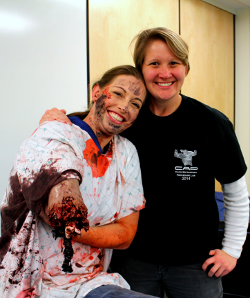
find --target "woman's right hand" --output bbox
[39,108,72,125]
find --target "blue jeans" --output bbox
[110,257,223,298]
[85,285,159,298]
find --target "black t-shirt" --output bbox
[114,94,247,266]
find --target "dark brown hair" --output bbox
[68,65,145,119]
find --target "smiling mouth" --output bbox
[108,111,125,123]
[157,82,173,87]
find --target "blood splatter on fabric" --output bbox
[120,171,125,186]
[83,139,112,178]
[15,287,35,298]
[0,165,77,263]
[0,120,145,298]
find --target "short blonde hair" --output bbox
[132,27,190,73]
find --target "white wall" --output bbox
[0,0,88,202]
[235,7,250,191]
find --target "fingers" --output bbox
[206,262,221,278]
[209,250,216,256]
[207,263,230,278]
[202,250,215,270]
[202,249,237,277]
[39,108,72,125]
[202,255,215,276]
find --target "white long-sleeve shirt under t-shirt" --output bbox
[222,175,249,258]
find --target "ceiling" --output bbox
[203,0,250,14]
[220,0,250,7]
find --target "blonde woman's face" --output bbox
[142,39,188,104]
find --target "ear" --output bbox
[92,84,101,102]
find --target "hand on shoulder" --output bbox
[39,108,71,125]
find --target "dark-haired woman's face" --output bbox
[142,39,188,104]
[93,75,146,137]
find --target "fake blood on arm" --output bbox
[46,179,89,273]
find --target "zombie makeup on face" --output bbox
[94,86,126,135]
[102,87,112,98]
[114,79,143,97]
[85,75,146,148]
[94,92,109,136]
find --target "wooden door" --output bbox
[180,0,234,122]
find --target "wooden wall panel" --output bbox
[180,0,234,191]
[89,0,179,86]
[180,0,234,122]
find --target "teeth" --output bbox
[157,82,172,87]
[109,111,123,122]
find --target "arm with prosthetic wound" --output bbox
[44,179,89,273]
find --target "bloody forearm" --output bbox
[73,211,139,250]
[46,179,89,272]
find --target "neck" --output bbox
[149,94,182,116]
[84,113,113,150]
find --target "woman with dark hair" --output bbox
[0,65,159,298]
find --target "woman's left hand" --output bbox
[202,249,237,277]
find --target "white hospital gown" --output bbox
[0,120,145,298]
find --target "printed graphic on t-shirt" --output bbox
[174,149,198,180]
